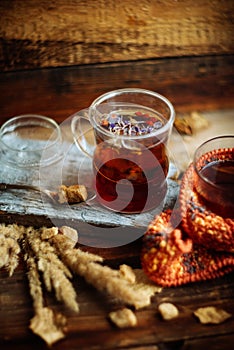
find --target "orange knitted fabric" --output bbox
[180,163,234,253]
[141,164,234,287]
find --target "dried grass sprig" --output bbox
[26,255,45,312]
[50,233,104,265]
[0,223,25,240]
[25,227,79,312]
[0,234,21,275]
[0,223,161,346]
[76,262,154,309]
[50,233,154,309]
[0,224,23,276]
[26,254,66,346]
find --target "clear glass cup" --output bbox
[193,135,234,218]
[71,88,175,213]
[0,114,62,168]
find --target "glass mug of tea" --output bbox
[193,135,234,218]
[71,88,175,213]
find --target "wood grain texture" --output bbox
[0,54,233,126]
[0,20,234,347]
[0,255,234,350]
[1,109,234,350]
[0,0,233,71]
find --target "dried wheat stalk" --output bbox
[50,233,104,264]
[78,262,155,309]
[25,226,79,312]
[26,254,66,346]
[0,224,23,275]
[50,232,156,309]
[0,223,161,346]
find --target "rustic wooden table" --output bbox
[0,60,234,350]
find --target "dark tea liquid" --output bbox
[93,107,169,213]
[195,158,234,218]
[200,160,234,189]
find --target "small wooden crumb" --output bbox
[174,111,209,135]
[58,184,88,204]
[194,306,232,324]
[59,226,78,246]
[109,308,137,328]
[158,302,179,320]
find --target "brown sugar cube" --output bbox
[59,226,78,246]
[58,184,87,204]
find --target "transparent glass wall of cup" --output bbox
[0,114,62,168]
[71,88,175,213]
[193,135,234,218]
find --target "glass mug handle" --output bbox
[71,109,96,158]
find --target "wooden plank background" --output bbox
[0,55,233,126]
[0,2,234,348]
[0,0,233,71]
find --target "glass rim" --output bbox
[0,114,62,153]
[193,135,234,189]
[88,88,175,140]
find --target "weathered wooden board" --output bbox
[0,115,180,247]
[0,0,233,71]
